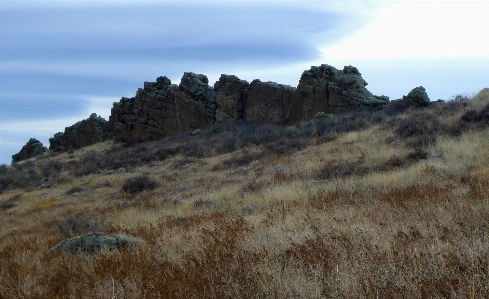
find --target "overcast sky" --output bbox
[1,0,488,165]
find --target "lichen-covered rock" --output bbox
[51,232,143,254]
[292,64,389,120]
[402,86,431,107]
[12,138,47,162]
[214,74,249,122]
[66,64,388,144]
[49,113,107,151]
[156,75,172,85]
[385,86,431,113]
[107,73,217,142]
[244,79,296,123]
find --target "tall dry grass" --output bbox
[1,88,489,298]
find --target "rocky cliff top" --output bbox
[42,63,396,153]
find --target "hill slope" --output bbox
[0,89,488,298]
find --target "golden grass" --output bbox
[1,90,489,297]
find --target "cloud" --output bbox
[320,1,489,61]
[0,72,138,97]
[0,1,387,165]
[0,117,83,165]
[1,1,372,71]
[0,94,89,121]
[85,96,121,120]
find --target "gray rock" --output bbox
[214,74,249,121]
[292,64,389,121]
[12,138,47,162]
[156,76,171,85]
[51,232,143,254]
[402,86,430,107]
[65,64,389,145]
[244,79,296,123]
[49,113,107,151]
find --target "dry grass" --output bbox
[1,89,489,298]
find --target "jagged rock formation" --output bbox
[107,64,389,143]
[292,65,390,120]
[49,113,107,150]
[213,74,248,121]
[44,64,392,149]
[106,74,219,142]
[12,138,47,162]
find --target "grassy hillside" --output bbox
[1,89,488,298]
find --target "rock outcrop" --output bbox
[46,64,390,149]
[106,74,220,142]
[213,74,248,121]
[106,64,389,142]
[244,80,296,123]
[292,65,389,120]
[49,113,107,151]
[12,138,47,162]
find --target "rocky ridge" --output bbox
[45,64,395,151]
[11,138,47,162]
[49,113,107,151]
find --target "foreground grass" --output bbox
[1,90,488,298]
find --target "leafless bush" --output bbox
[121,175,158,194]
[40,160,65,177]
[56,215,107,237]
[0,194,21,211]
[392,110,443,148]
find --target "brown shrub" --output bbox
[121,175,158,194]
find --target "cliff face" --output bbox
[12,138,47,162]
[49,113,107,151]
[294,65,389,120]
[49,64,390,148]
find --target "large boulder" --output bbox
[292,64,389,120]
[51,232,143,254]
[402,86,430,107]
[49,113,107,151]
[12,138,47,162]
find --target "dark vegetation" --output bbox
[56,215,108,237]
[121,176,158,194]
[314,148,430,181]
[1,95,488,194]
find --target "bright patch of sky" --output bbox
[320,0,489,100]
[0,0,487,164]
